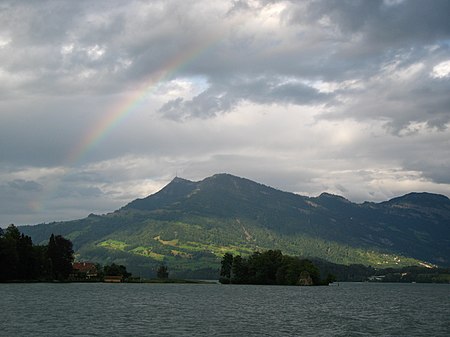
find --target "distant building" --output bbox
[104,275,123,283]
[72,262,98,280]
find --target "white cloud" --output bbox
[86,44,106,60]
[60,43,74,55]
[383,0,406,7]
[431,60,450,78]
[0,36,11,48]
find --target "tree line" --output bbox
[0,224,142,282]
[219,250,335,285]
[0,224,74,281]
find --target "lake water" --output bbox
[0,282,449,337]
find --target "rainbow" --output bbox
[31,35,221,216]
[66,35,220,165]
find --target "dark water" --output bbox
[0,282,449,337]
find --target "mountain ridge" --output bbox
[127,173,450,211]
[20,173,450,277]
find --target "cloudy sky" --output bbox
[1,0,450,225]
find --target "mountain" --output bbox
[20,173,450,278]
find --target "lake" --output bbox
[0,282,449,336]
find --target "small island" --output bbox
[219,250,335,286]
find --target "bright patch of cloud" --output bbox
[0,36,11,48]
[86,44,105,60]
[431,60,450,78]
[61,43,74,55]
[383,0,406,7]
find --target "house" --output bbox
[72,262,98,280]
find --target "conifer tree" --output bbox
[47,234,74,280]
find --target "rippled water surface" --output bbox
[1,282,449,336]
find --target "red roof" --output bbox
[73,262,97,273]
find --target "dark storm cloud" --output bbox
[0,179,43,222]
[55,185,104,199]
[321,67,450,134]
[296,0,450,47]
[160,76,332,119]
[407,160,450,185]
[7,179,42,192]
[0,95,115,167]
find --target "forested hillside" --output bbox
[20,174,450,278]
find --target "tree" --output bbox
[276,256,319,285]
[157,264,169,279]
[16,233,38,280]
[0,225,49,281]
[298,259,320,285]
[0,228,75,282]
[0,225,20,280]
[246,250,283,284]
[47,234,74,280]
[231,255,248,284]
[33,244,51,280]
[219,252,233,283]
[104,263,131,280]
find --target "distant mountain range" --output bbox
[21,173,450,277]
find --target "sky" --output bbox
[1,0,450,225]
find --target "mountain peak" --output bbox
[123,176,197,211]
[317,192,350,202]
[203,173,242,182]
[170,176,193,184]
[386,192,450,208]
[319,192,346,199]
